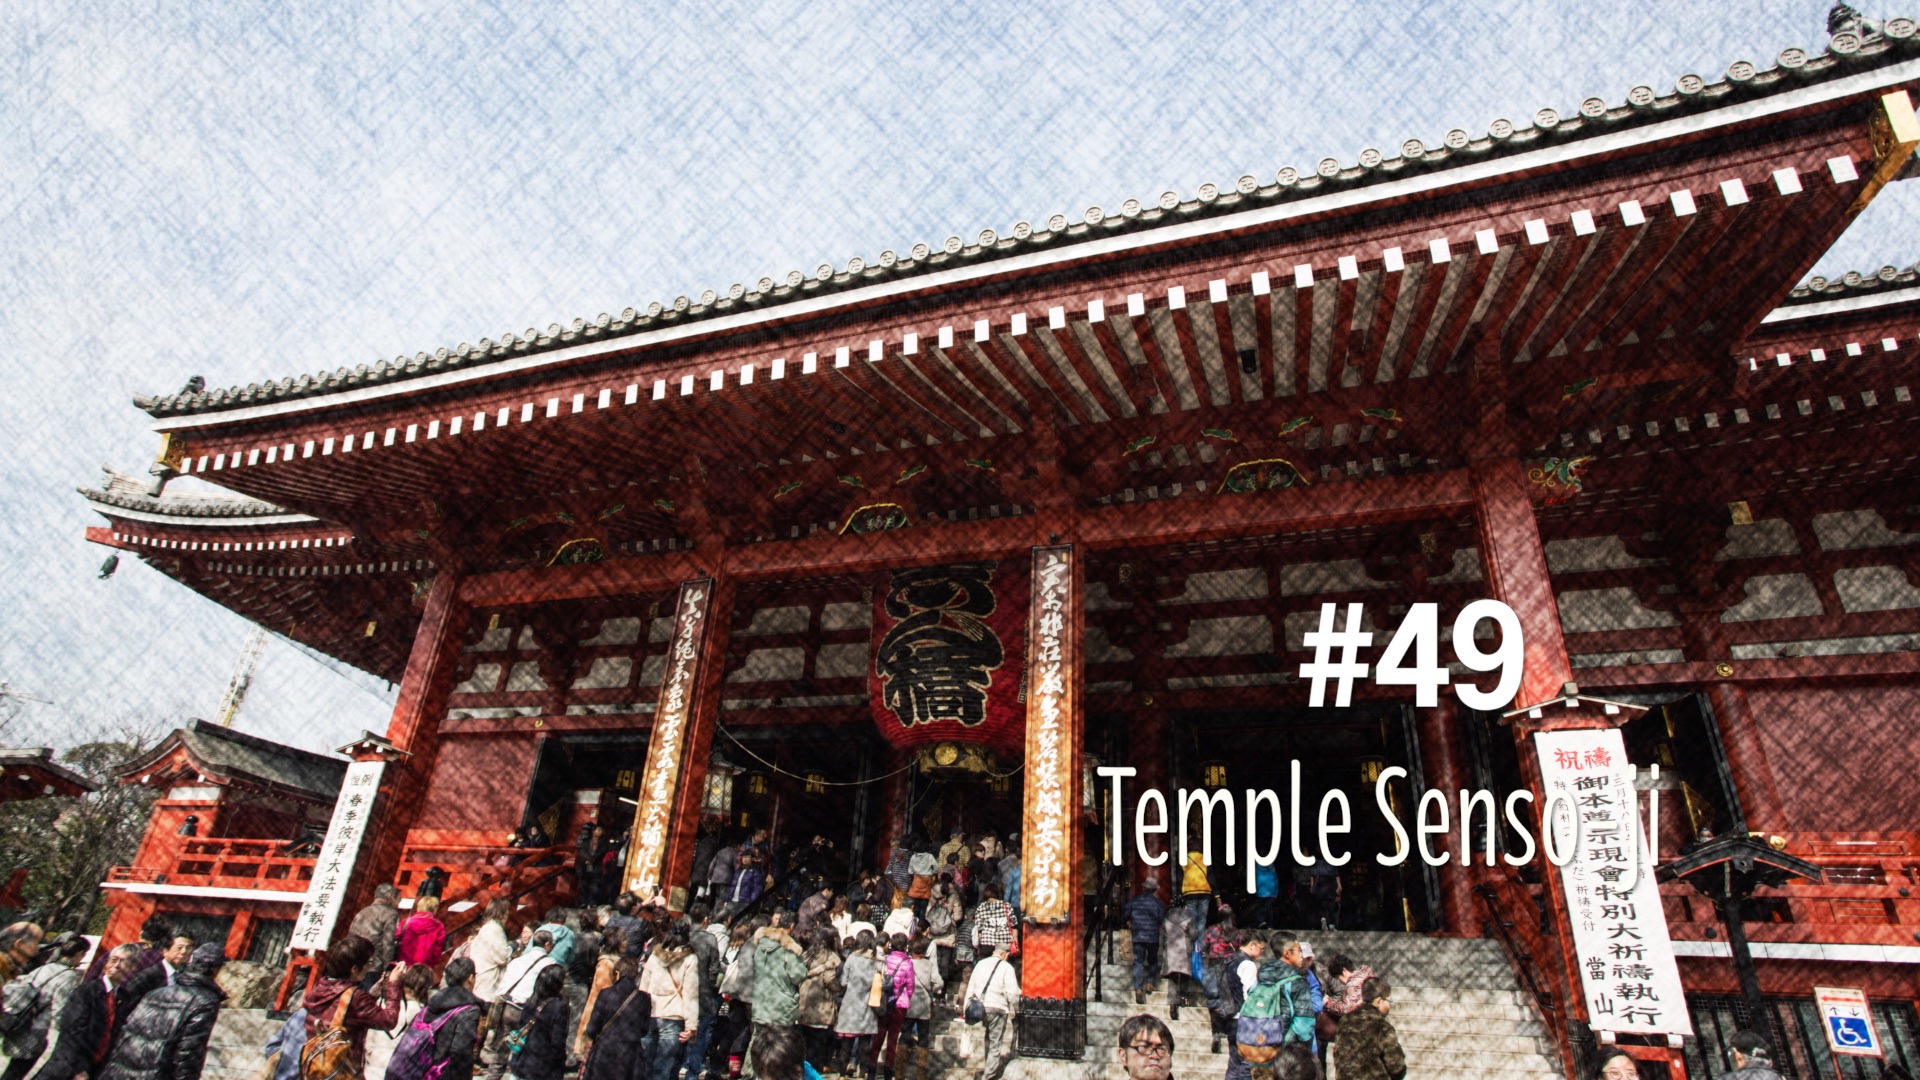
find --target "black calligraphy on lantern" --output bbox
[876,563,1005,729]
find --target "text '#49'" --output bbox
[1299,600,1523,709]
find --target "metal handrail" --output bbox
[1082,863,1124,1001]
[1473,883,1558,1023]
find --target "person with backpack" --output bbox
[1229,935,1316,1080]
[262,1006,311,1080]
[577,957,646,1080]
[502,966,567,1080]
[481,931,556,1080]
[301,934,405,1080]
[364,966,435,1079]
[1,931,87,1080]
[388,957,484,1080]
[96,944,228,1080]
[900,939,941,1080]
[794,928,841,1076]
[1206,931,1258,1057]
[0,925,44,987]
[865,935,914,1080]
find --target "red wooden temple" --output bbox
[83,19,1920,1075]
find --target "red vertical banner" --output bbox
[1021,546,1077,924]
[627,579,713,895]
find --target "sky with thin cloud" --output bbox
[3,0,1915,754]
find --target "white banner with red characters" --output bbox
[1534,728,1692,1038]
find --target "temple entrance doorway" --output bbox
[1169,706,1439,933]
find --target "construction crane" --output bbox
[215,628,270,728]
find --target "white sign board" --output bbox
[1815,986,1884,1058]
[1534,728,1693,1038]
[290,759,387,952]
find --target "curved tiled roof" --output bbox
[117,718,347,802]
[80,486,294,518]
[1785,261,1920,301]
[138,20,1920,420]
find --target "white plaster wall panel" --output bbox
[1162,568,1268,604]
[571,657,633,689]
[1429,547,1484,584]
[821,602,872,630]
[1720,574,1823,622]
[1570,649,1686,668]
[728,647,807,682]
[515,626,541,650]
[739,606,811,635]
[1813,510,1920,551]
[451,662,503,694]
[814,643,869,679]
[463,626,513,652]
[1085,581,1128,611]
[1282,605,1383,650]
[1085,626,1133,664]
[1544,536,1661,574]
[1731,634,1917,659]
[650,617,675,643]
[1834,566,1920,613]
[505,661,548,691]
[1557,588,1680,633]
[1279,560,1393,596]
[1716,520,1798,559]
[639,654,665,686]
[1166,615,1273,657]
[579,617,643,646]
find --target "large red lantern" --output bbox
[866,561,1028,756]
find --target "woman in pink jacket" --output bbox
[868,933,917,1079]
[396,894,448,967]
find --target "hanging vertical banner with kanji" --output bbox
[869,561,1029,756]
[1021,545,1076,924]
[627,579,713,895]
[1534,728,1692,1038]
[290,759,387,952]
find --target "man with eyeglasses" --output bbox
[1117,1014,1175,1080]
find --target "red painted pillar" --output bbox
[1416,699,1479,936]
[353,570,469,911]
[1018,544,1084,1011]
[651,574,737,911]
[1470,453,1574,710]
[1130,705,1174,899]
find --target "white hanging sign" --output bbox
[289,759,387,952]
[1534,728,1692,1038]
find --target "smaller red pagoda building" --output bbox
[0,749,96,802]
[101,720,346,964]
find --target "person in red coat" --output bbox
[397,895,449,968]
[301,934,402,1079]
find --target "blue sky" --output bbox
[3,0,1915,754]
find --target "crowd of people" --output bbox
[287,827,1030,1080]
[0,829,1812,1080]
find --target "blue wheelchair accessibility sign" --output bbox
[1815,987,1884,1058]
[1829,1015,1874,1048]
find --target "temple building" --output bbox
[85,17,1920,1080]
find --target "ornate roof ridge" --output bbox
[136,19,1920,420]
[79,486,292,518]
[1785,260,1920,300]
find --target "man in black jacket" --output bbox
[419,958,485,1080]
[96,944,227,1080]
[34,943,138,1080]
[1122,879,1166,1005]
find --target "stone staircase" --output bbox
[203,1007,283,1080]
[923,931,1565,1080]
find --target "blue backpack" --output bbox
[384,1005,474,1080]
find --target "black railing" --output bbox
[1082,862,1125,1002]
[1472,884,1557,1024]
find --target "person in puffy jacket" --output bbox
[97,944,228,1080]
[578,958,647,1080]
[751,913,808,1030]
[832,931,880,1077]
[1159,904,1197,1020]
[794,928,842,1070]
[413,958,485,1080]
[1122,879,1166,1005]
[397,896,448,968]
[506,966,569,1080]
[300,933,404,1079]
[867,934,916,1080]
